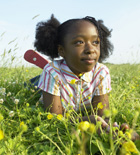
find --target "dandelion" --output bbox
[103,109,111,117]
[70,79,76,84]
[97,102,103,109]
[69,94,73,98]
[125,131,132,139]
[35,127,40,132]
[61,98,64,102]
[7,92,11,96]
[118,130,124,137]
[78,121,90,132]
[79,73,83,77]
[122,140,138,154]
[66,112,70,118]
[20,121,24,127]
[9,111,14,117]
[26,103,29,107]
[0,130,4,140]
[14,99,19,104]
[57,114,63,120]
[88,96,91,100]
[112,108,118,116]
[0,114,4,121]
[20,121,28,132]
[0,99,4,104]
[26,69,29,72]
[88,123,96,134]
[47,113,53,120]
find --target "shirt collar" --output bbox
[60,59,95,83]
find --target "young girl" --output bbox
[34,14,114,127]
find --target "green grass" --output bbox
[0,64,140,155]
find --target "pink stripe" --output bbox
[45,72,50,92]
[61,93,68,104]
[63,72,79,80]
[61,84,76,105]
[38,81,42,88]
[83,68,104,94]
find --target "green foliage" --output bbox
[0,63,140,154]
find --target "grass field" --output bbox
[0,63,140,155]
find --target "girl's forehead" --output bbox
[67,20,98,35]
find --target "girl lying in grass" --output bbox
[32,15,139,140]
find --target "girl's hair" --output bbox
[34,14,113,62]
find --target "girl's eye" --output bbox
[75,40,84,45]
[93,40,100,45]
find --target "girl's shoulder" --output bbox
[43,59,64,76]
[94,62,110,75]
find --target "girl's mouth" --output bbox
[82,59,96,64]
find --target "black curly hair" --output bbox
[34,14,113,62]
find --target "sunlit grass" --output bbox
[0,49,140,154]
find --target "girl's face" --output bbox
[59,20,100,77]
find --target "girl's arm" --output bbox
[92,94,109,123]
[43,91,63,114]
[92,94,109,117]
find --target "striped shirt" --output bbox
[38,59,111,111]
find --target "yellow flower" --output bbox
[47,114,53,120]
[21,124,28,132]
[20,121,28,132]
[125,132,131,139]
[118,130,124,137]
[0,114,4,121]
[88,123,96,134]
[88,96,91,100]
[20,121,24,127]
[103,109,111,117]
[122,140,138,154]
[70,79,76,84]
[26,103,29,107]
[97,102,103,109]
[35,127,40,132]
[78,121,90,132]
[79,73,83,77]
[69,94,73,98]
[112,108,118,116]
[0,130,4,140]
[57,114,63,120]
[66,113,70,118]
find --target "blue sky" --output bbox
[0,0,140,66]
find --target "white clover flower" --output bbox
[0,88,6,95]
[0,99,4,104]
[14,99,19,104]
[34,86,38,89]
[7,92,11,96]
[9,111,14,117]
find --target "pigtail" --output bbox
[34,14,60,59]
[98,20,114,62]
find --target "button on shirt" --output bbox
[38,59,111,111]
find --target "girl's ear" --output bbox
[58,45,65,58]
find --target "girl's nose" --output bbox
[84,43,96,54]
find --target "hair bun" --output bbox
[34,14,60,59]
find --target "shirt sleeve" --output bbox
[38,67,60,96]
[94,66,112,95]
